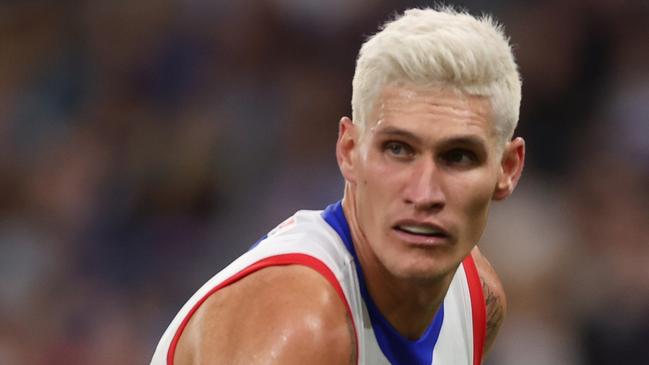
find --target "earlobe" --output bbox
[493,137,525,201]
[336,117,357,184]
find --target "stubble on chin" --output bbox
[379,246,461,284]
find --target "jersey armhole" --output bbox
[462,254,486,365]
[167,253,359,365]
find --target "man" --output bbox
[152,6,524,365]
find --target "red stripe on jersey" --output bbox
[167,253,359,365]
[463,254,486,365]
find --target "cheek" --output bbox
[361,153,403,192]
[355,157,404,232]
[453,172,496,227]
[467,196,491,231]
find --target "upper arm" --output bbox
[470,246,507,358]
[174,265,356,365]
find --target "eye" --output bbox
[383,141,413,159]
[441,148,479,167]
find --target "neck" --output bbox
[341,186,456,339]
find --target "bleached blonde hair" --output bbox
[352,7,522,145]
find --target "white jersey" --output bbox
[151,202,486,365]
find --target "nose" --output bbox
[403,158,446,212]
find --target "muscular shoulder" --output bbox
[174,265,356,365]
[470,246,507,356]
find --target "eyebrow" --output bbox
[439,135,488,149]
[373,126,488,149]
[373,126,422,143]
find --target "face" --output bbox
[338,84,524,282]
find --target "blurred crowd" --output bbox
[0,0,647,364]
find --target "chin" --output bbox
[386,256,456,282]
[394,268,449,284]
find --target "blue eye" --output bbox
[387,142,404,154]
[384,141,413,158]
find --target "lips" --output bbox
[396,224,447,237]
[392,220,452,245]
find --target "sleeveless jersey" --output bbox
[151,201,486,365]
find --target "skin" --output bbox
[174,265,355,365]
[337,84,524,340]
[174,84,524,364]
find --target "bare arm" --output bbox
[471,246,507,358]
[174,265,356,365]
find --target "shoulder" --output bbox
[174,264,356,365]
[470,246,507,356]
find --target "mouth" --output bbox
[392,221,452,245]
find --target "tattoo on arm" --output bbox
[483,279,503,333]
[481,276,505,352]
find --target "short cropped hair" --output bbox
[352,7,521,145]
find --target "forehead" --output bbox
[367,84,494,140]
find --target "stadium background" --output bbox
[1,0,648,363]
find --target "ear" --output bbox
[336,117,358,185]
[493,137,525,201]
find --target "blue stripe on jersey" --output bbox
[249,234,268,250]
[322,201,444,365]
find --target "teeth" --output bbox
[399,225,443,236]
